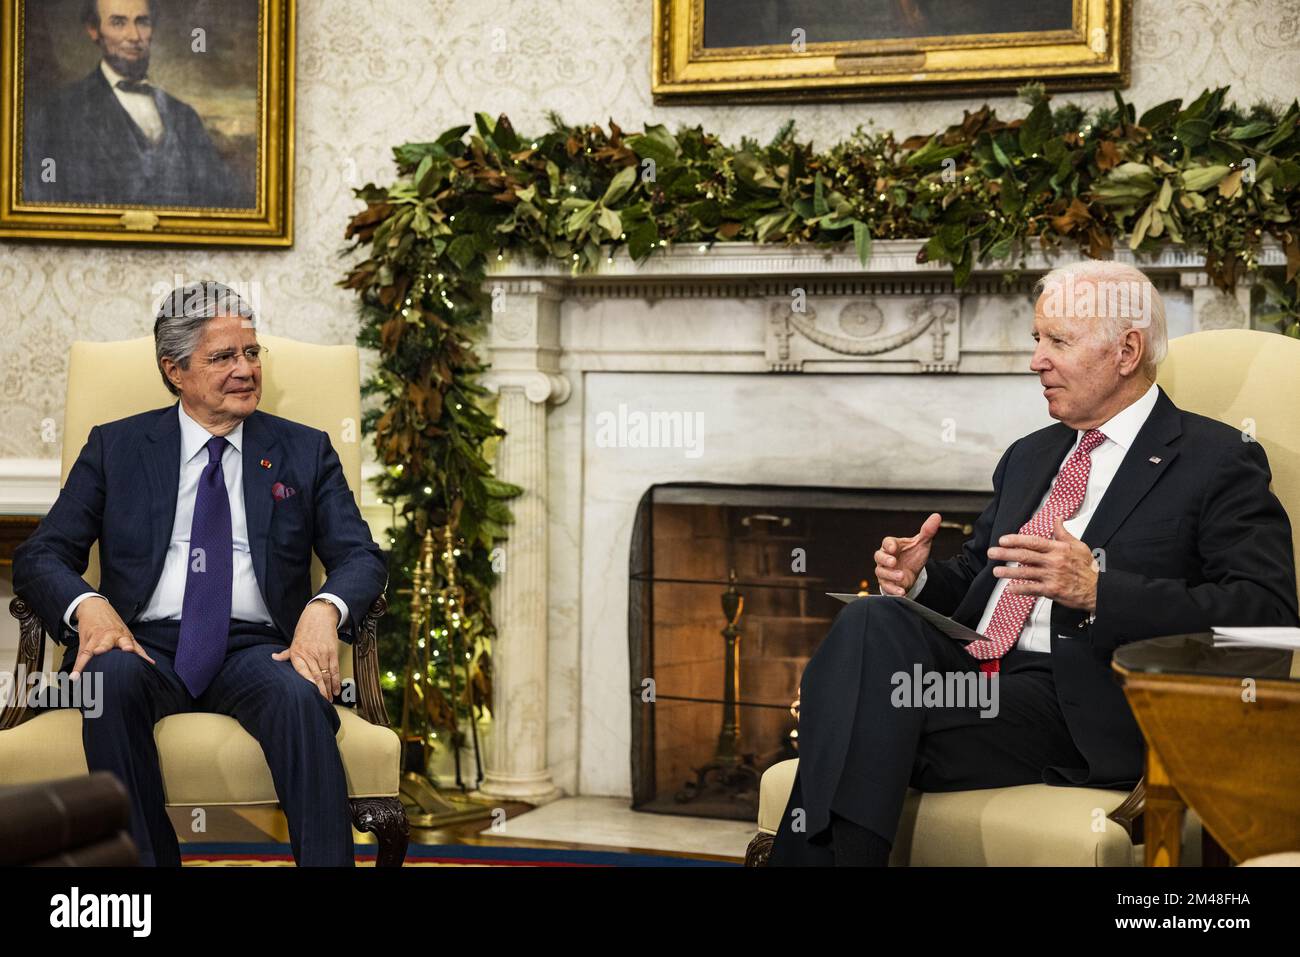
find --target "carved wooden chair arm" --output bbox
[1107,776,1146,844]
[350,582,390,728]
[3,596,50,731]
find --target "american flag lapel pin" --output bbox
[1148,456,1162,464]
[260,458,272,469]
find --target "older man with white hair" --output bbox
[771,259,1298,866]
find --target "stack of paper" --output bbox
[1211,626,1300,650]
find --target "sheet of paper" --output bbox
[827,593,983,644]
[1211,626,1300,650]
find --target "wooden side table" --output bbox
[1114,633,1300,865]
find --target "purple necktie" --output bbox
[175,435,233,696]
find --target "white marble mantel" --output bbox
[473,239,1279,801]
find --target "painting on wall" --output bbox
[1,0,294,246]
[653,0,1129,103]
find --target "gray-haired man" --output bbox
[14,282,387,866]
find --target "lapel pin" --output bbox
[1148,456,1162,464]
[260,458,272,469]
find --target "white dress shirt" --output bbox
[907,381,1160,653]
[101,59,164,145]
[64,401,348,633]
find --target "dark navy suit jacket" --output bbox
[914,385,1298,788]
[13,401,387,646]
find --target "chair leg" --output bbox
[350,797,409,867]
[745,832,774,867]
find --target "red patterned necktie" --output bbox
[966,428,1107,674]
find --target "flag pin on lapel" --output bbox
[260,458,272,469]
[1149,456,1162,464]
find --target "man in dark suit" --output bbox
[770,260,1298,865]
[12,281,387,866]
[22,0,248,207]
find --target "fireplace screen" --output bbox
[629,483,987,820]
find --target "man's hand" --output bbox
[273,599,341,700]
[70,596,155,679]
[988,517,1099,612]
[874,512,942,597]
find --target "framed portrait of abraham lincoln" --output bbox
[0,0,294,246]
[653,0,1130,103]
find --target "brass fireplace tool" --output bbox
[675,569,761,806]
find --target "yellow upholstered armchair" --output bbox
[0,333,407,865]
[748,328,1300,866]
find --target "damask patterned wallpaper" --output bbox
[1,0,1297,459]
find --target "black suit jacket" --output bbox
[22,65,248,208]
[914,385,1298,788]
[13,403,387,647]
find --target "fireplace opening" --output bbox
[628,482,988,820]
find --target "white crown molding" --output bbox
[0,459,392,514]
[0,459,60,514]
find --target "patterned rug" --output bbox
[180,842,739,866]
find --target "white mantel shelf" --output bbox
[486,238,1286,283]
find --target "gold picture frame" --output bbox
[1,0,294,246]
[653,0,1129,103]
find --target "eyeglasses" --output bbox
[202,345,267,372]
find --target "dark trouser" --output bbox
[769,597,1086,866]
[57,619,354,867]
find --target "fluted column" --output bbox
[475,280,568,803]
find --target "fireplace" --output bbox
[628,482,986,820]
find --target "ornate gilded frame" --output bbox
[0,0,295,246]
[653,0,1129,103]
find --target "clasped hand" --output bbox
[988,516,1099,613]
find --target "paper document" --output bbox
[828,593,982,643]
[1211,626,1300,650]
